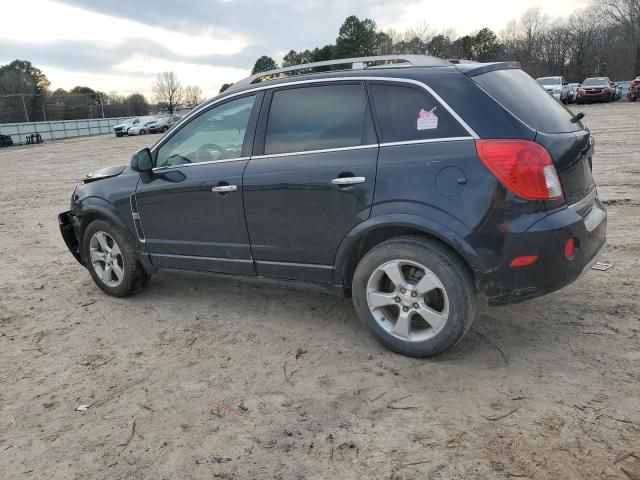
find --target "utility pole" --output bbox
[100,94,105,118]
[20,94,29,122]
[42,104,47,122]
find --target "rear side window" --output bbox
[369,83,469,143]
[264,84,367,155]
[473,69,583,133]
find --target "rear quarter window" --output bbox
[473,69,583,133]
[369,83,469,143]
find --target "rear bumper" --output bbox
[478,196,607,306]
[58,211,83,265]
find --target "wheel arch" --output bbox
[77,197,136,255]
[333,214,485,292]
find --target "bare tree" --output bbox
[603,0,640,72]
[566,8,604,79]
[152,71,183,114]
[183,85,204,107]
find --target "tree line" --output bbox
[0,61,204,124]
[240,1,640,90]
[4,0,640,121]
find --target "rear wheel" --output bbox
[139,129,146,135]
[352,237,478,357]
[161,126,169,133]
[82,220,150,297]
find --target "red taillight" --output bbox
[564,238,576,259]
[475,139,564,201]
[510,255,538,267]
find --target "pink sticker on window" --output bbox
[417,107,438,130]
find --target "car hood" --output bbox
[84,164,127,183]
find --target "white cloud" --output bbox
[1,0,248,57]
[114,55,249,96]
[379,0,590,35]
[42,56,249,98]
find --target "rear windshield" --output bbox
[473,69,583,133]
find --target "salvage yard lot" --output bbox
[1,102,639,480]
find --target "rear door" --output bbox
[242,82,378,283]
[471,68,595,207]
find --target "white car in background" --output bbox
[126,117,156,136]
[536,76,571,104]
[113,118,138,137]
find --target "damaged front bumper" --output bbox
[58,210,83,265]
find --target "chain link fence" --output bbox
[0,117,134,146]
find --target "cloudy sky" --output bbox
[1,0,588,98]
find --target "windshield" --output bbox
[582,78,608,86]
[537,77,561,85]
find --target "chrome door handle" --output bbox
[212,185,237,193]
[331,176,366,186]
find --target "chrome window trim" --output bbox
[568,189,597,212]
[152,156,249,172]
[379,136,474,148]
[252,144,378,160]
[150,76,479,159]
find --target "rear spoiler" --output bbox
[457,61,522,77]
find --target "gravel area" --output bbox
[1,102,639,480]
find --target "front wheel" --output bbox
[82,220,150,297]
[352,237,478,357]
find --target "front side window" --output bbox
[156,95,255,168]
[369,83,468,143]
[264,84,367,155]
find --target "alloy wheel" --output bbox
[366,259,449,342]
[89,231,125,287]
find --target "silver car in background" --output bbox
[536,76,571,104]
[148,114,181,134]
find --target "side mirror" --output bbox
[131,148,153,173]
[562,81,568,85]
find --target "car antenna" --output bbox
[570,112,585,123]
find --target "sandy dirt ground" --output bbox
[0,102,639,480]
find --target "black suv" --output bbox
[59,55,606,357]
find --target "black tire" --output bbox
[82,219,150,297]
[161,126,168,133]
[352,236,478,357]
[140,129,146,135]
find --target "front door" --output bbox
[243,82,378,283]
[135,93,261,275]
